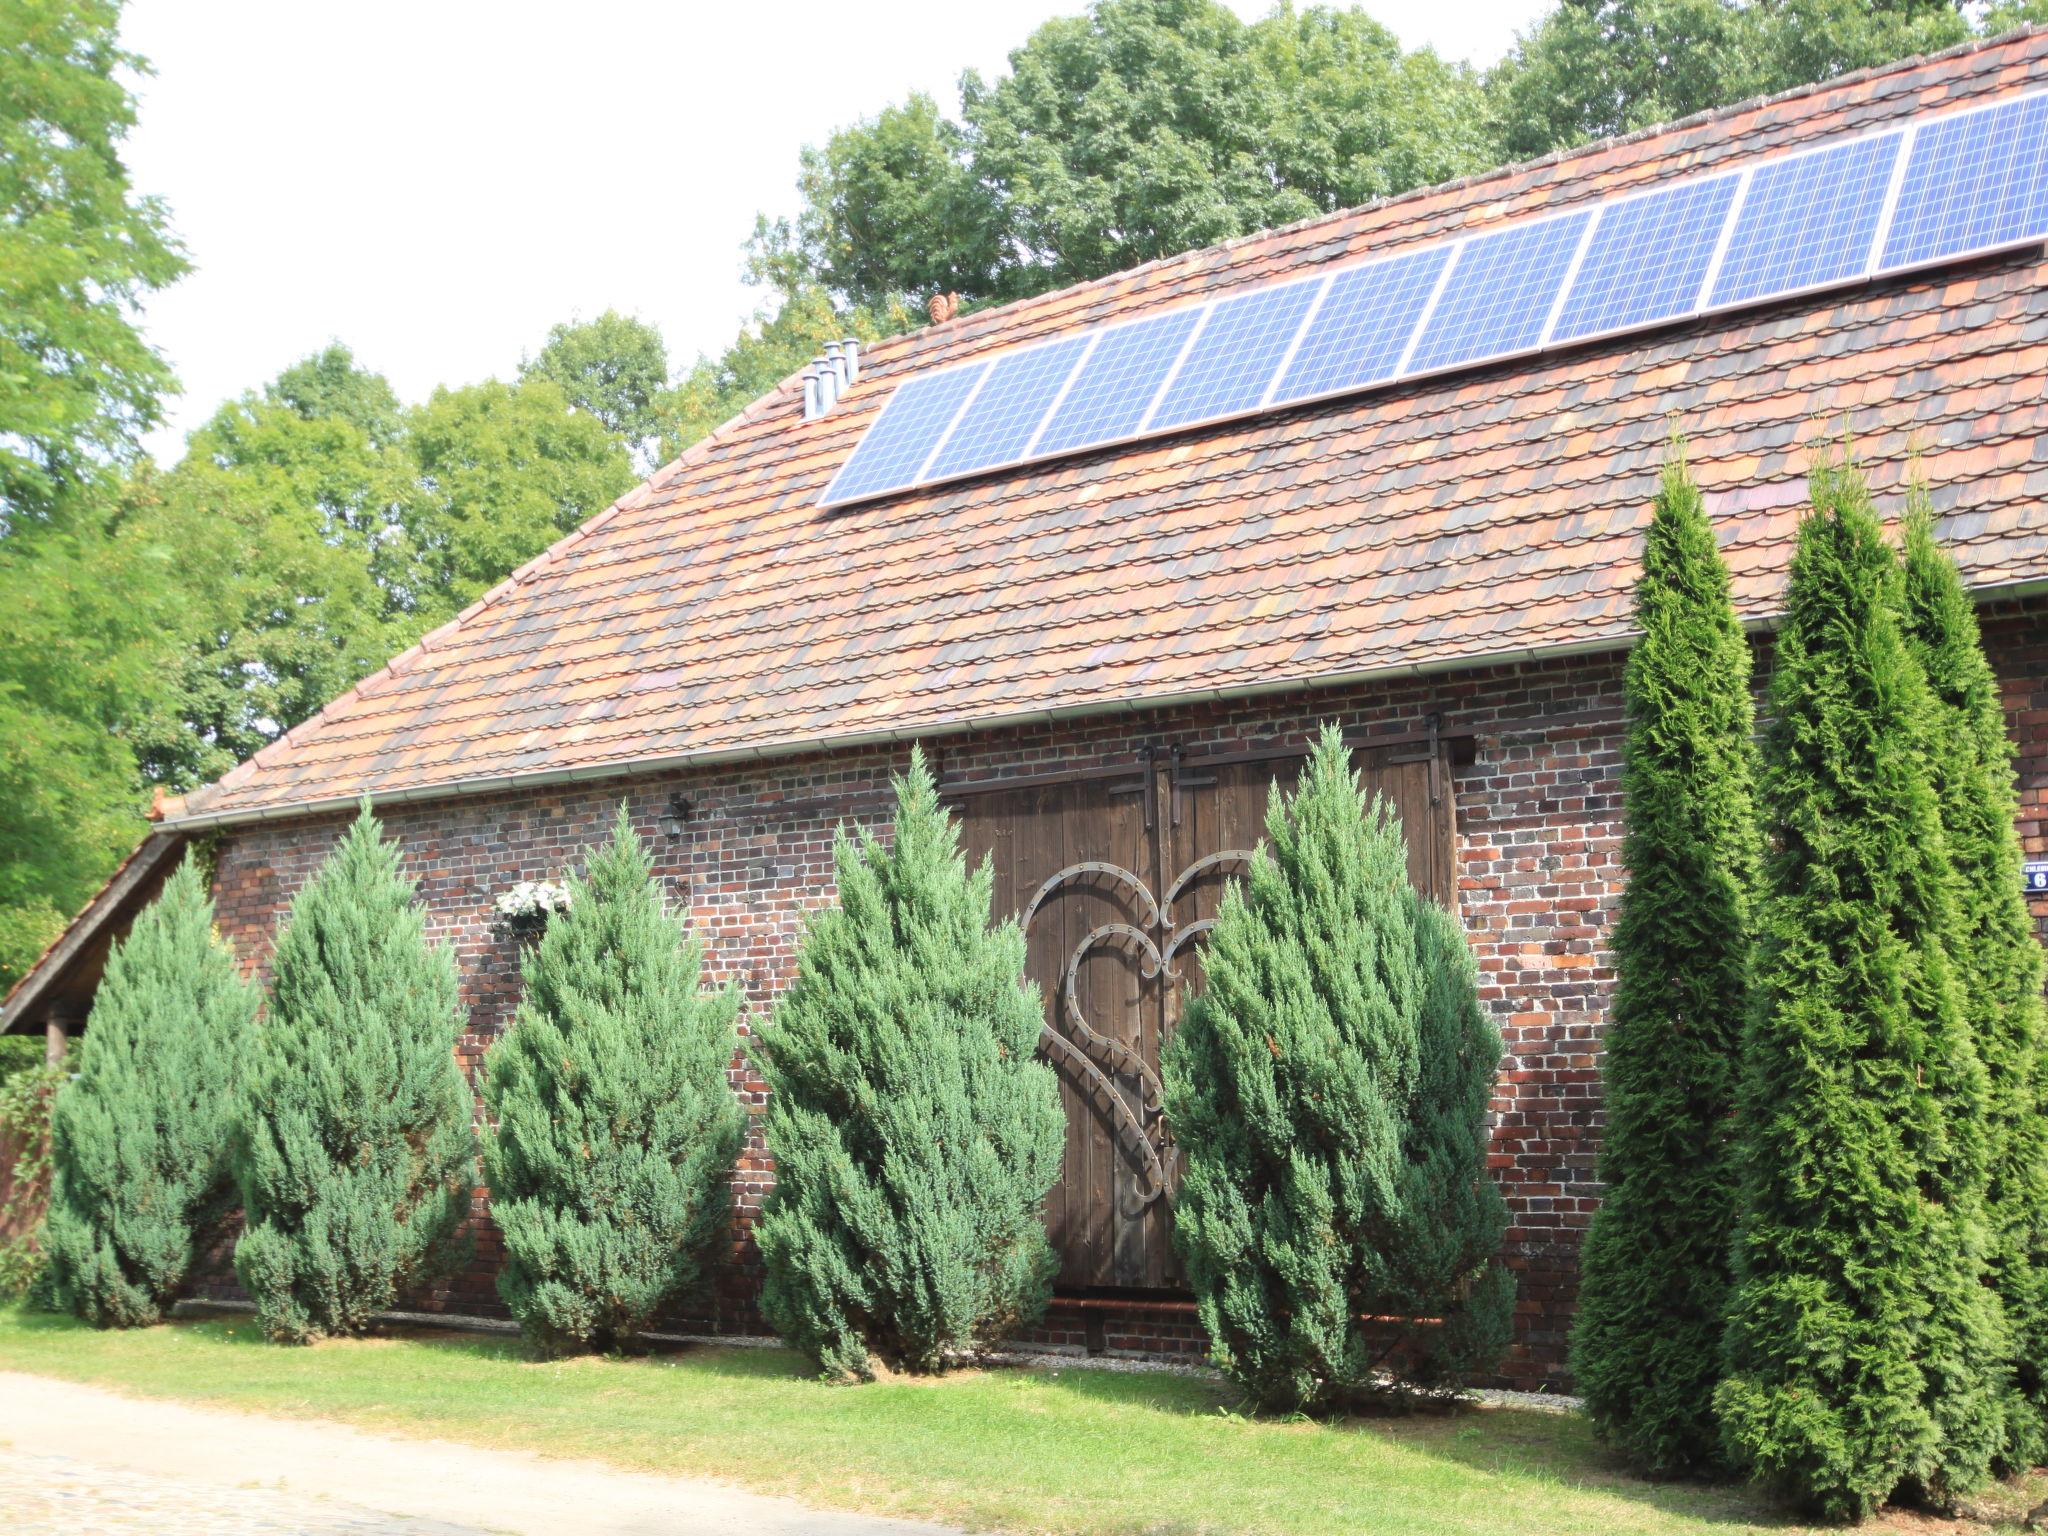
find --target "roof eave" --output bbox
[156,572,2048,837]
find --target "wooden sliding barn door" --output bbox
[950,731,1458,1294]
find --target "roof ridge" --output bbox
[181,369,810,815]
[858,21,2048,369]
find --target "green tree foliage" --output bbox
[521,310,673,467]
[125,346,636,790]
[766,0,1490,313]
[138,349,415,787]
[402,376,637,622]
[1571,445,1757,1475]
[0,0,186,528]
[662,279,911,458]
[0,1062,62,1299]
[1489,0,2048,160]
[40,861,257,1326]
[481,807,745,1353]
[0,475,193,986]
[0,0,189,985]
[1716,452,2003,1519]
[750,747,1065,1378]
[1164,724,1511,1411]
[1898,492,2048,1472]
[232,804,473,1343]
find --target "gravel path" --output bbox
[0,1371,956,1536]
[0,1450,484,1535]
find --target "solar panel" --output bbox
[923,334,1090,483]
[1551,173,1741,343]
[1409,209,1592,374]
[1708,131,1901,307]
[1880,93,2048,271]
[1032,307,1206,458]
[1271,244,1452,402]
[1149,276,1322,431]
[819,362,988,507]
[820,87,2048,509]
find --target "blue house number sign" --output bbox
[2028,862,2048,896]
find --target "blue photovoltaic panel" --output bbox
[819,89,2048,509]
[1272,244,1451,402]
[922,334,1089,482]
[1032,307,1204,458]
[1881,94,2048,271]
[819,363,987,506]
[1709,130,1901,307]
[1149,277,1321,430]
[1409,208,1592,374]
[1551,173,1741,342]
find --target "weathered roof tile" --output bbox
[168,29,2048,825]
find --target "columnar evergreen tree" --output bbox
[232,803,474,1343]
[1164,723,1512,1412]
[40,860,257,1326]
[1572,445,1758,1475]
[1899,492,2048,1472]
[481,807,745,1353]
[750,746,1065,1378]
[1717,452,2003,1519]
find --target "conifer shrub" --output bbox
[232,804,474,1343]
[481,807,745,1353]
[750,746,1066,1379]
[1899,493,2048,1472]
[1717,452,2003,1518]
[1163,723,1512,1412]
[1571,444,1757,1475]
[40,861,257,1327]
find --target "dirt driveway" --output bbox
[0,1371,957,1536]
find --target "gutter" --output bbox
[154,573,2048,837]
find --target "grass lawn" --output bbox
[0,1306,2039,1535]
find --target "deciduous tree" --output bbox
[0,0,186,528]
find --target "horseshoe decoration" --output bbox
[1024,849,1255,1213]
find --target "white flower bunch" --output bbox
[495,879,573,921]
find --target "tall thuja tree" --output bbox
[1572,444,1758,1475]
[233,803,474,1343]
[1165,723,1511,1412]
[750,746,1065,1378]
[40,861,257,1326]
[1899,492,2048,1471]
[1717,452,2002,1518]
[482,807,745,1354]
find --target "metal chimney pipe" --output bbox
[840,338,861,385]
[825,340,847,393]
[801,367,820,420]
[815,354,839,412]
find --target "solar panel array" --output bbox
[820,88,2048,509]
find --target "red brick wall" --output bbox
[199,590,2048,1388]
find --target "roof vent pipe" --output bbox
[816,354,840,412]
[839,338,860,385]
[801,366,821,420]
[825,340,846,392]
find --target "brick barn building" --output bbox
[9,31,2048,1389]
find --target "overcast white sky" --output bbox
[120,0,1548,461]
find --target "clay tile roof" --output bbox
[168,28,2048,829]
